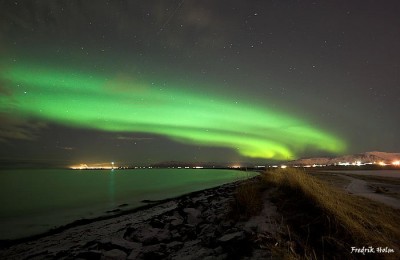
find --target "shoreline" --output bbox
[0,168,259,244]
[0,178,255,248]
[1,177,278,259]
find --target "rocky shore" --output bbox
[0,177,283,260]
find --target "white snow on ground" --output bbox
[326,170,400,178]
[341,175,400,209]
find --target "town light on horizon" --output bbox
[70,163,117,170]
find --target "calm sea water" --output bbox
[0,168,256,240]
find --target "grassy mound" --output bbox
[262,168,400,259]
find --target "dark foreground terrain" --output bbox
[1,170,399,259]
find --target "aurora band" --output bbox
[0,63,346,160]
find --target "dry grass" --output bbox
[229,180,263,220]
[262,168,400,259]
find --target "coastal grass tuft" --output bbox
[229,180,263,220]
[262,168,400,259]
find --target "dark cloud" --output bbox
[0,113,46,142]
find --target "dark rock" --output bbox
[170,218,184,227]
[84,240,100,250]
[130,226,170,245]
[98,237,140,251]
[127,244,142,260]
[204,256,222,260]
[199,224,215,236]
[226,227,240,233]
[170,230,181,240]
[142,244,166,260]
[150,218,165,228]
[218,231,245,244]
[220,220,235,229]
[215,253,228,260]
[165,213,184,228]
[217,231,252,258]
[183,208,202,225]
[142,244,161,252]
[193,248,215,258]
[199,224,218,247]
[171,245,214,260]
[156,229,171,243]
[75,250,102,260]
[127,250,141,260]
[101,249,127,260]
[249,249,273,260]
[214,246,224,255]
[202,210,217,223]
[201,235,216,247]
[183,239,201,248]
[166,241,184,251]
[216,213,226,222]
[180,224,197,240]
[54,250,69,259]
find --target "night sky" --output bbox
[0,1,399,167]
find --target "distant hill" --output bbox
[288,151,400,166]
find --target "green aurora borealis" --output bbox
[0,63,345,160]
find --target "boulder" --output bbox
[167,241,184,251]
[98,237,140,251]
[141,244,166,259]
[150,218,165,228]
[170,217,184,227]
[183,208,202,225]
[75,250,102,260]
[131,227,170,245]
[218,231,245,244]
[170,230,182,240]
[126,242,142,260]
